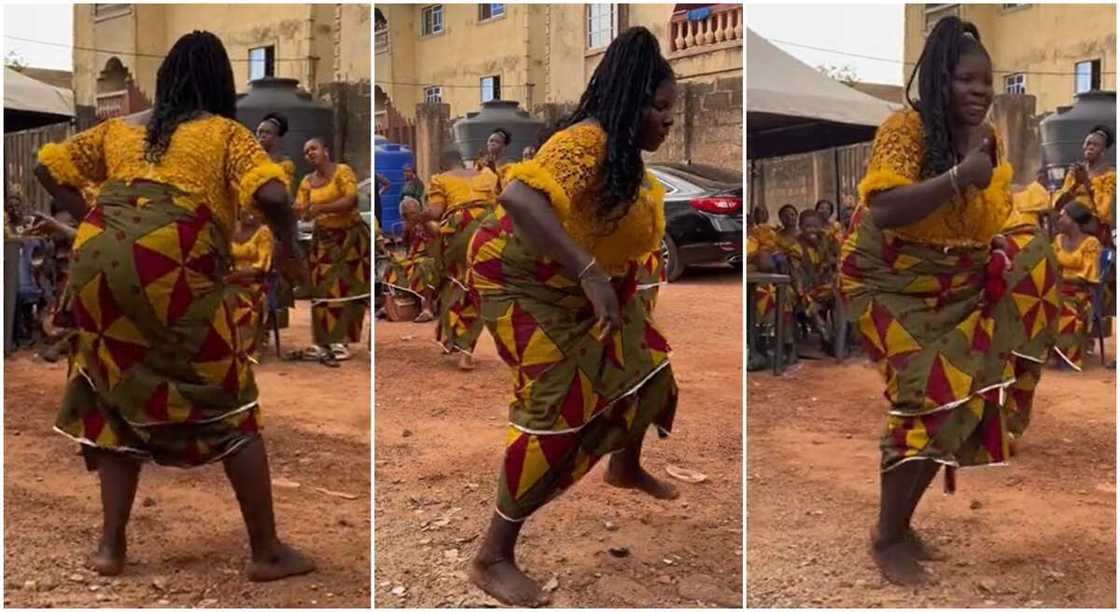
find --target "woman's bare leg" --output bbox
[469,513,549,607]
[91,450,142,575]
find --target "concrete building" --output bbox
[375,3,743,171]
[70,3,371,176]
[904,3,1116,114]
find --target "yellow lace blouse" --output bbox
[1054,235,1101,284]
[295,163,361,230]
[1055,168,1115,222]
[857,109,1012,247]
[428,171,498,215]
[503,122,665,275]
[1012,181,1052,227]
[278,157,297,193]
[37,115,288,236]
[748,224,778,252]
[232,225,274,273]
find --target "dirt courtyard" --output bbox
[747,344,1116,608]
[3,302,371,608]
[374,268,744,608]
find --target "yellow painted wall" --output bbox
[904,3,1116,114]
[379,4,742,120]
[73,4,369,108]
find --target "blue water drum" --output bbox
[374,135,415,236]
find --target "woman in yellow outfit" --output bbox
[293,138,370,366]
[229,211,274,363]
[425,149,498,370]
[33,31,312,582]
[1052,201,1101,370]
[1013,168,1054,228]
[255,112,297,329]
[1054,125,1116,239]
[466,27,679,606]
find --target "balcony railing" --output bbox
[669,4,742,53]
[375,27,390,55]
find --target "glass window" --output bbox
[422,5,444,36]
[479,4,504,21]
[587,5,616,50]
[481,76,501,102]
[1004,73,1026,95]
[249,46,274,82]
[1075,59,1101,94]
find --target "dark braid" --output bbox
[905,16,989,178]
[144,31,238,163]
[560,27,674,229]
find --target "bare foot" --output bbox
[902,528,945,561]
[604,462,680,500]
[458,352,476,371]
[247,542,317,582]
[469,555,550,607]
[89,541,126,576]
[1009,437,1021,457]
[869,528,927,586]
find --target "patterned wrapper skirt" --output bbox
[434,203,490,355]
[995,226,1059,437]
[229,277,268,362]
[56,180,261,468]
[384,242,437,301]
[751,283,795,346]
[310,223,371,345]
[1053,281,1094,371]
[840,209,1014,473]
[468,208,678,521]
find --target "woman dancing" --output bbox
[466,27,679,606]
[293,137,371,366]
[839,17,1019,585]
[34,31,313,581]
[426,148,498,370]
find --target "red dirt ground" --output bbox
[747,341,1117,608]
[3,302,371,608]
[374,267,744,608]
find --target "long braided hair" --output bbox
[144,31,238,163]
[559,26,674,229]
[905,16,990,178]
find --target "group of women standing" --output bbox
[838,15,1114,586]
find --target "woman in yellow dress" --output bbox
[33,31,312,582]
[839,17,1021,585]
[1052,201,1101,371]
[1054,125,1116,238]
[466,27,679,606]
[229,211,274,363]
[255,112,296,330]
[425,149,499,370]
[293,138,370,366]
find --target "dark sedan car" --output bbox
[648,163,743,281]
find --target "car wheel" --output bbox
[661,235,685,282]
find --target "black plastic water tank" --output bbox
[1040,90,1116,170]
[452,100,545,166]
[236,77,334,181]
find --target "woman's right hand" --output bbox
[581,274,621,340]
[958,134,995,189]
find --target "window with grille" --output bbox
[422,5,444,36]
[923,4,960,33]
[1075,59,1101,94]
[587,5,617,50]
[424,86,443,103]
[1005,73,1026,95]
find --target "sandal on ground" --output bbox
[329,343,352,361]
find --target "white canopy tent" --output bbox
[746,28,900,158]
[5,67,74,132]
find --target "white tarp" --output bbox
[5,67,74,118]
[746,27,898,128]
